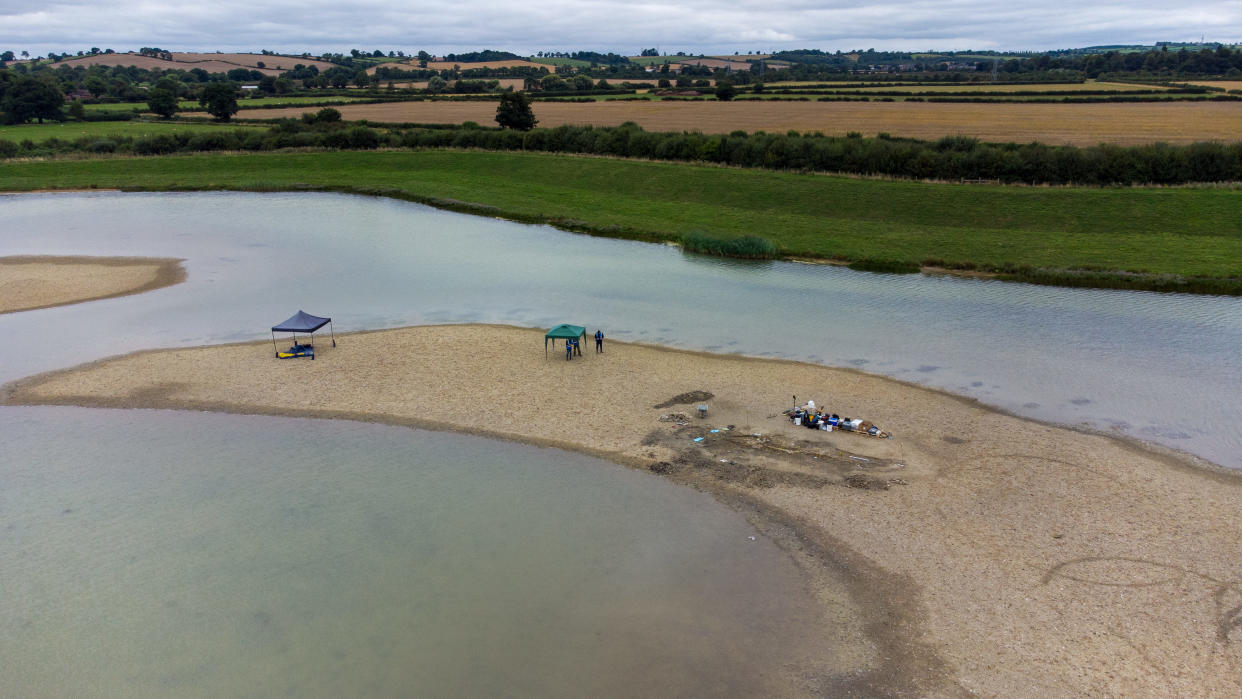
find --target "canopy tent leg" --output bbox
[329,321,336,347]
[272,331,277,356]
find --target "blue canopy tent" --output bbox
[545,324,586,359]
[271,310,335,359]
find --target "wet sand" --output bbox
[0,256,185,314]
[4,323,1239,697]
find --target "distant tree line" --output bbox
[6,116,1242,187]
[441,50,522,63]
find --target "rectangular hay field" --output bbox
[222,99,1242,146]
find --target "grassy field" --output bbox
[0,120,265,144]
[83,96,372,114]
[209,99,1242,146]
[529,57,592,68]
[1,150,1238,287]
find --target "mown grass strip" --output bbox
[1,149,1239,293]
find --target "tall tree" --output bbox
[494,91,537,131]
[1,76,65,124]
[198,81,239,121]
[147,88,178,119]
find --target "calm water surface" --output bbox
[1,191,1239,466]
[0,407,835,696]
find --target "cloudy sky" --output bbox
[2,0,1239,57]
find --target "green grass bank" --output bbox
[1,149,1239,293]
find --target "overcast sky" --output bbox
[2,1,1239,57]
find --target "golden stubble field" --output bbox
[224,99,1242,146]
[51,52,337,76]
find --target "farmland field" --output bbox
[83,96,372,114]
[791,81,1170,93]
[529,57,592,68]
[43,52,335,76]
[1186,81,1242,90]
[0,120,264,144]
[424,59,541,70]
[210,99,1242,146]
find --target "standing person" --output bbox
[566,339,573,361]
[594,329,604,353]
[573,337,581,356]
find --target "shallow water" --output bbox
[1,191,1239,466]
[0,407,839,696]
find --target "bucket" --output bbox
[793,417,801,426]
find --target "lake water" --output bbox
[1,191,1239,467]
[0,406,839,696]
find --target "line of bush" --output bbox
[5,119,1242,187]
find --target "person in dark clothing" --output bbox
[572,338,581,356]
[566,340,573,360]
[594,329,604,352]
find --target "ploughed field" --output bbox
[215,99,1242,146]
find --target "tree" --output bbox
[715,80,737,101]
[540,74,566,91]
[0,51,13,62]
[66,99,86,121]
[147,88,178,119]
[495,91,537,130]
[426,76,446,93]
[1,76,65,124]
[198,81,239,121]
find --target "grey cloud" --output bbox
[1,0,1238,55]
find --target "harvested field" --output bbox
[426,59,543,70]
[1187,81,1242,91]
[368,59,547,75]
[48,52,335,76]
[394,78,526,90]
[676,58,755,71]
[222,99,1242,146]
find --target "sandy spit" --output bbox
[3,323,1239,697]
[0,256,186,314]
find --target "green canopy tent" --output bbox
[545,324,587,359]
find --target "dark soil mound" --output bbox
[653,390,714,409]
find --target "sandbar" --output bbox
[3,324,1240,696]
[0,256,186,314]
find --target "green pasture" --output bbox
[83,95,371,113]
[528,57,592,68]
[1,150,1238,283]
[627,55,686,66]
[0,120,265,144]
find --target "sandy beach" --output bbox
[4,322,1239,697]
[0,256,185,314]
